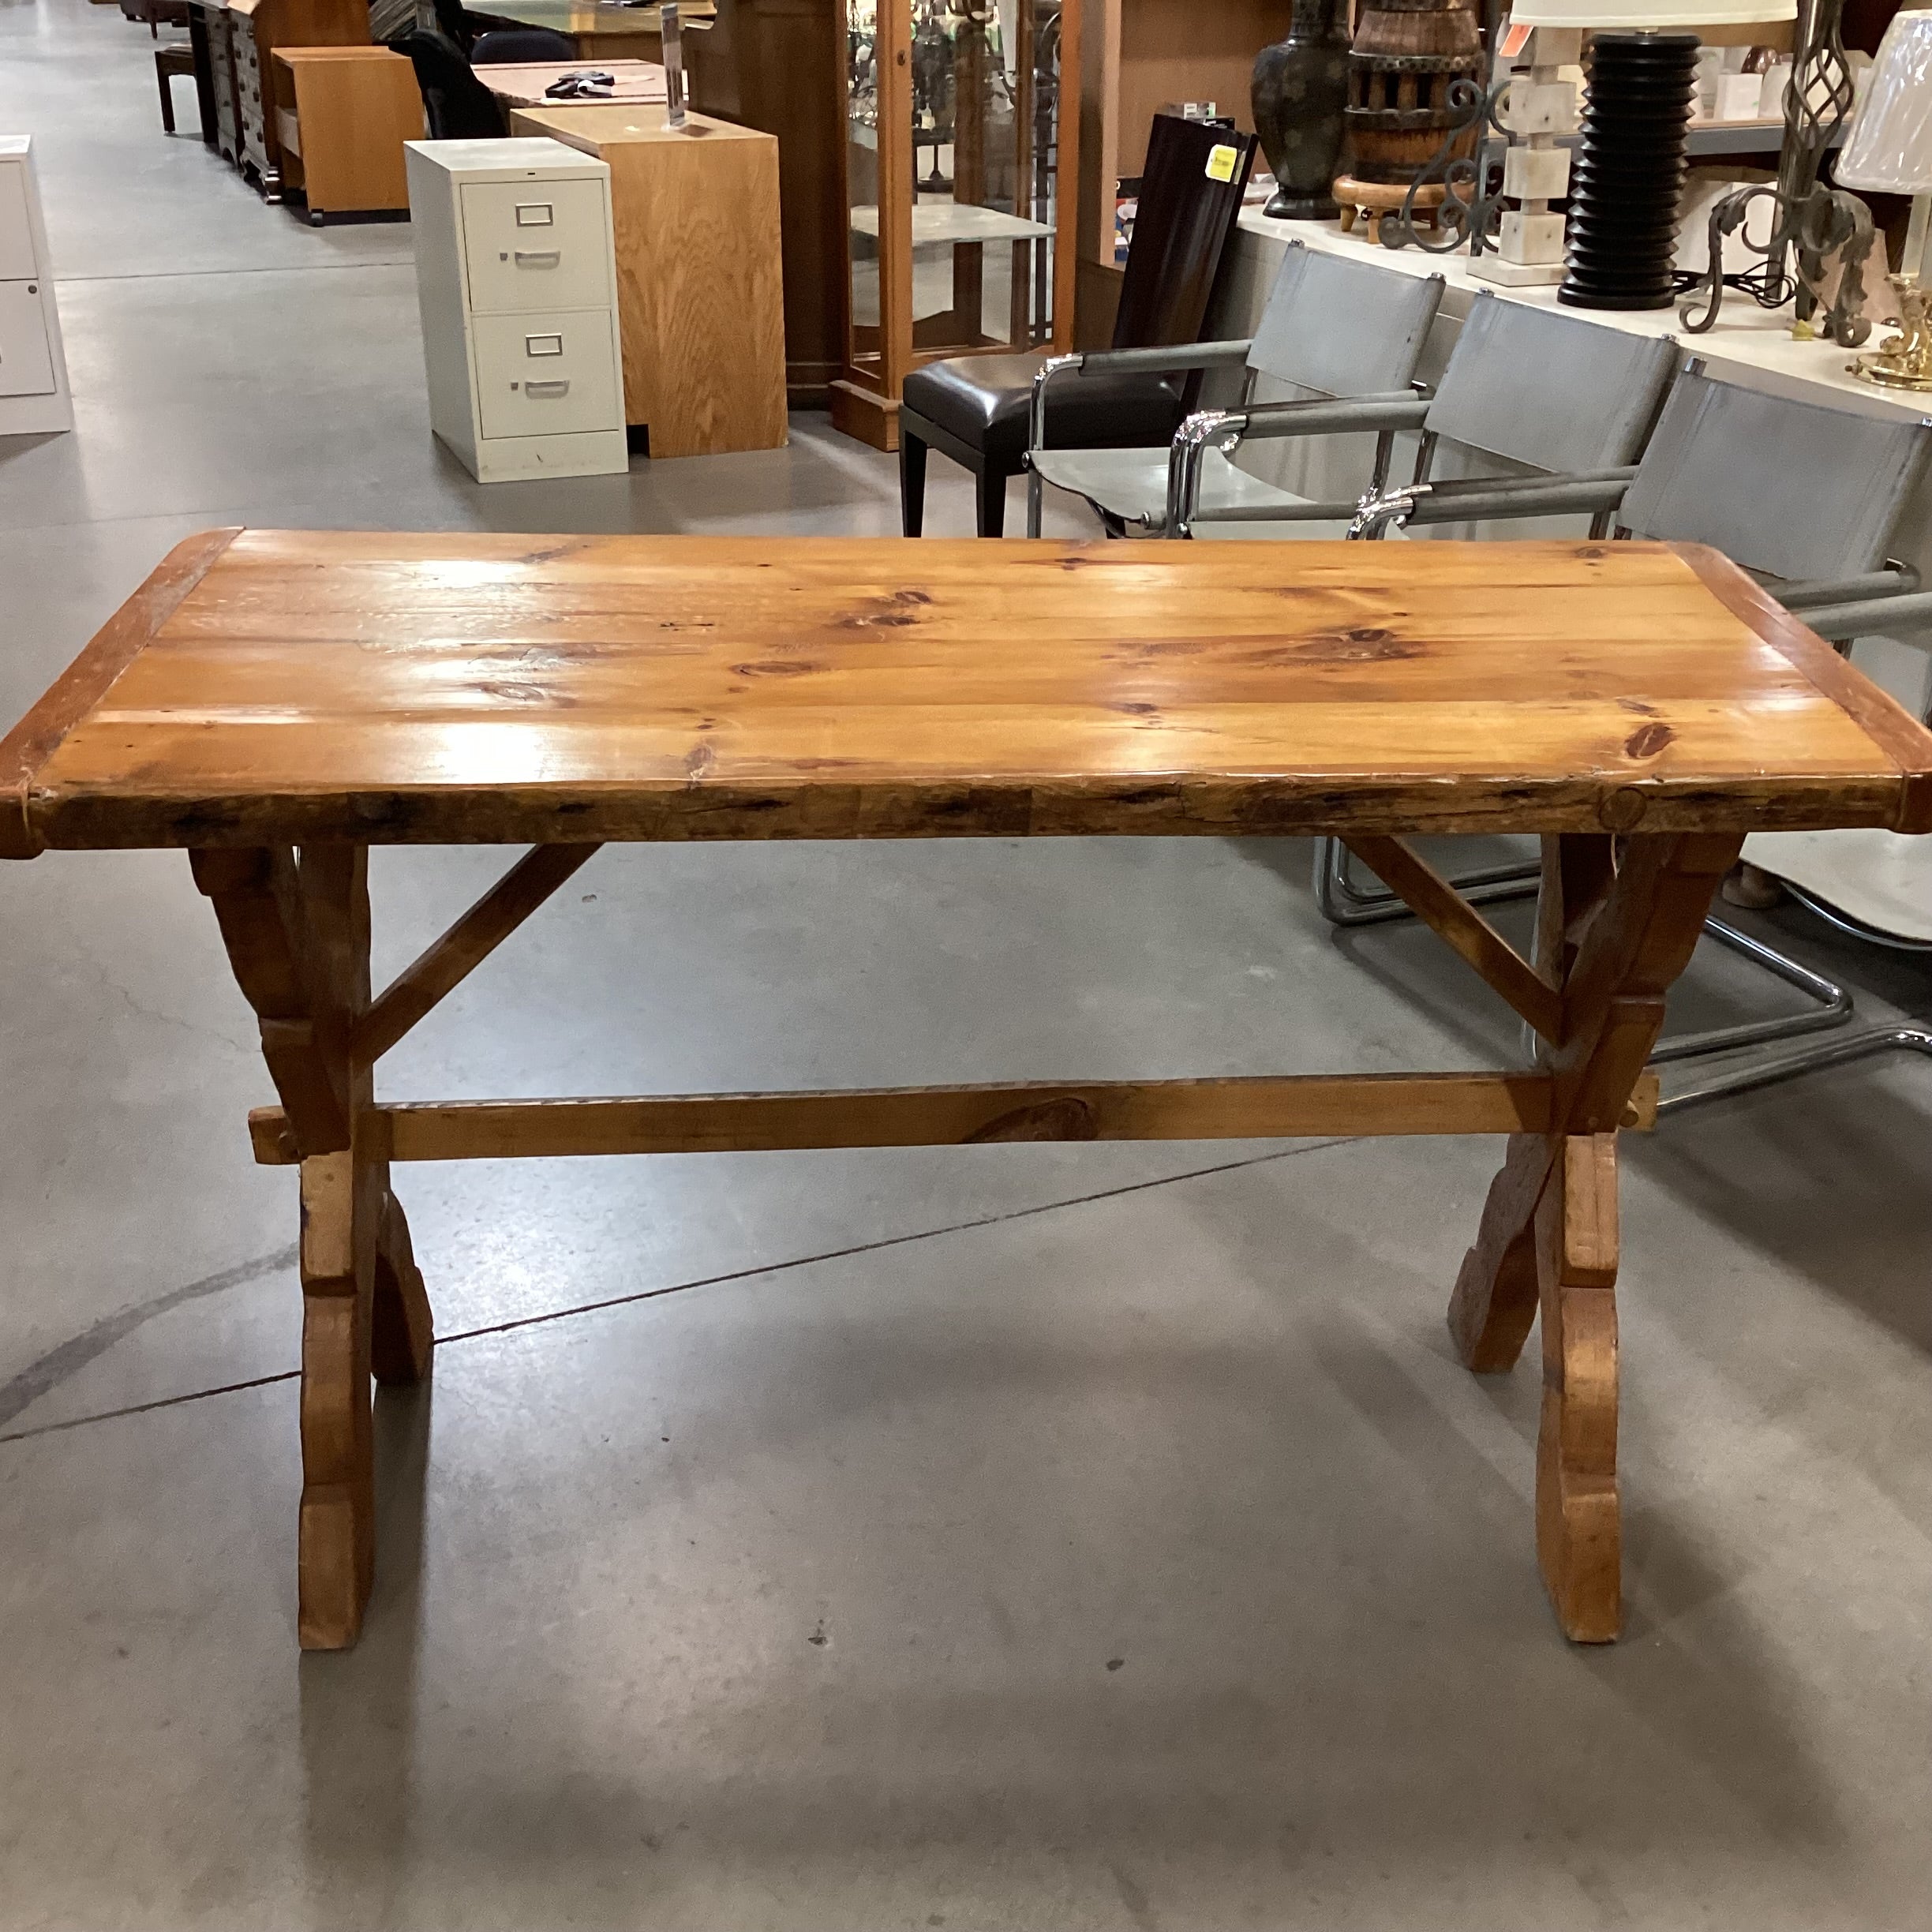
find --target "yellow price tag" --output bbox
[1205,143,1238,184]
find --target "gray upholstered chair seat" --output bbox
[1028,447,1331,534]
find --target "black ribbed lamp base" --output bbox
[1558,32,1698,313]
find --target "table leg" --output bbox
[1446,831,1737,1640]
[1447,835,1613,1374]
[296,1146,377,1647]
[373,1186,434,1385]
[1447,1133,1547,1372]
[193,844,433,1647]
[1537,1133,1620,1642]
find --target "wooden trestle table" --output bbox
[6,531,1930,1652]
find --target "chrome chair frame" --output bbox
[1661,889,1932,1112]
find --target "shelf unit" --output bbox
[830,0,1082,451]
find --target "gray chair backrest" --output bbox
[1423,292,1679,474]
[1245,241,1443,399]
[1618,365,1932,579]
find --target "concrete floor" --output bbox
[5,6,1932,1927]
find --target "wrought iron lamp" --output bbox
[1677,0,1872,343]
[1837,8,1932,388]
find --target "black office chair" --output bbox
[470,25,578,62]
[899,113,1257,538]
[388,25,508,139]
[430,0,476,51]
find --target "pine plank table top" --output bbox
[9,526,1932,1653]
[5,528,1931,860]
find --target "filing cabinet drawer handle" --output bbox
[525,380,572,399]
[514,249,563,267]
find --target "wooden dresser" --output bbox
[188,0,374,201]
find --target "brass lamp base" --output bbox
[1852,275,1932,391]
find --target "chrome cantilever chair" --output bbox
[1327,364,1932,1098]
[1023,241,1446,539]
[1180,286,1680,541]
[1029,282,1679,545]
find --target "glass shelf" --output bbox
[849,202,1054,242]
[834,0,1077,449]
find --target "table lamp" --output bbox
[1504,0,1797,309]
[1837,7,1932,388]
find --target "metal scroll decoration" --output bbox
[1678,180,1874,343]
[1678,0,1870,339]
[1391,73,1509,253]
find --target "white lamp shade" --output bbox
[1839,9,1932,194]
[1509,0,1794,25]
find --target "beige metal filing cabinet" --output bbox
[404,137,628,483]
[0,137,73,439]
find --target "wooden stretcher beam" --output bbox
[246,1071,1661,1166]
[1342,834,1564,1045]
[352,843,602,1062]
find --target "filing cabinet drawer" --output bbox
[472,309,620,440]
[0,165,34,280]
[0,280,55,397]
[460,179,610,314]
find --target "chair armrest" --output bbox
[1166,403,1407,534]
[1234,392,1431,442]
[1775,566,1920,611]
[1792,587,1932,643]
[1075,339,1256,378]
[1029,340,1255,455]
[1348,470,1634,540]
[1397,470,1637,525]
[1165,391,1433,534]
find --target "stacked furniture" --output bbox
[405,135,629,481]
[0,137,73,440]
[186,0,373,198]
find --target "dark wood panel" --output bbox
[687,0,844,406]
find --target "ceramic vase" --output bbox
[1251,0,1351,219]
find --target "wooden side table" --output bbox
[508,105,788,459]
[271,47,423,224]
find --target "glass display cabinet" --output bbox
[833,0,1080,449]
